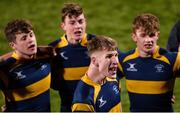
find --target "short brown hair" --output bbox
[4,19,33,42]
[132,13,160,35]
[61,3,83,22]
[87,35,118,56]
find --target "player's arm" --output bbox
[173,52,180,77]
[167,20,180,52]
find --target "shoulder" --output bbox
[118,49,136,62]
[87,34,96,40]
[0,52,16,69]
[158,47,178,65]
[48,38,61,47]
[174,20,180,28]
[73,80,94,103]
[158,47,177,57]
[36,46,56,59]
[0,52,13,62]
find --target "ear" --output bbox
[9,42,16,50]
[91,56,99,67]
[60,22,65,31]
[156,31,160,40]
[131,33,137,42]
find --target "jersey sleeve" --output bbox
[173,52,180,77]
[167,20,180,52]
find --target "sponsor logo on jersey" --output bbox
[98,96,107,108]
[41,64,47,70]
[15,71,26,80]
[127,63,137,72]
[60,51,68,60]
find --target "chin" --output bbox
[108,74,116,79]
[29,51,37,55]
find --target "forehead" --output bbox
[15,30,33,38]
[64,14,85,21]
[96,50,117,55]
[135,28,145,33]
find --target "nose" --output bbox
[74,22,81,28]
[144,36,152,42]
[111,56,118,65]
[28,36,35,43]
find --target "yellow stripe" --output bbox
[126,79,174,94]
[5,74,50,101]
[123,46,170,64]
[106,77,117,82]
[12,52,20,60]
[72,103,94,112]
[80,33,88,46]
[152,46,170,64]
[123,48,139,62]
[57,34,68,48]
[173,52,180,73]
[93,85,101,104]
[109,102,122,112]
[63,67,89,80]
[56,33,87,48]
[81,74,101,103]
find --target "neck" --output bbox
[139,50,153,57]
[66,35,81,45]
[15,51,35,60]
[87,64,106,85]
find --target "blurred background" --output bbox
[0,0,179,111]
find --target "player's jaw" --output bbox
[143,41,156,53]
[73,28,85,43]
[108,63,118,78]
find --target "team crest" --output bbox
[154,64,164,72]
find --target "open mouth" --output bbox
[74,31,82,36]
[108,66,117,75]
[144,44,153,49]
[28,44,35,49]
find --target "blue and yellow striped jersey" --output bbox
[118,46,180,112]
[72,74,121,112]
[0,47,53,112]
[49,33,95,110]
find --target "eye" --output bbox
[106,54,113,59]
[78,19,84,24]
[115,53,118,57]
[29,32,33,37]
[149,33,155,37]
[140,33,146,37]
[21,35,27,41]
[69,21,75,25]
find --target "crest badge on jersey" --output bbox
[154,64,164,72]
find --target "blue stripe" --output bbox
[8,61,50,89]
[129,91,173,112]
[6,90,50,112]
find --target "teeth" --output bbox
[75,31,81,34]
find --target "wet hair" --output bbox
[61,3,84,22]
[87,35,118,56]
[132,13,160,35]
[4,19,33,42]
